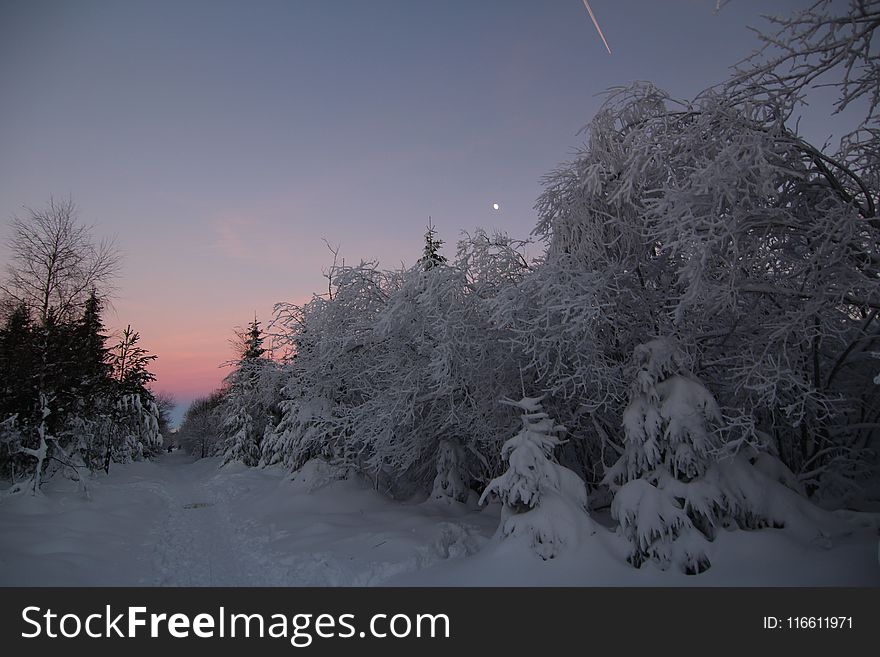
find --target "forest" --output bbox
[0,198,168,495]
[2,0,878,577]
[173,0,880,573]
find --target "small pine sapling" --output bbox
[480,396,592,559]
[430,439,474,504]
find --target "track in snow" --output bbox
[135,452,278,586]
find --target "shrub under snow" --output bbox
[430,439,475,504]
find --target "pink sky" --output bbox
[108,199,427,405]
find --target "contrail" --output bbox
[582,0,612,54]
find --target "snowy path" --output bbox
[1,452,878,586]
[134,453,272,586]
[97,451,488,586]
[0,452,493,586]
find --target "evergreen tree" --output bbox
[0,303,37,424]
[605,339,725,574]
[242,316,266,361]
[419,219,447,271]
[62,291,115,471]
[73,291,113,401]
[5,309,74,495]
[37,309,77,435]
[1,201,163,491]
[1,305,95,493]
[0,304,37,480]
[479,397,593,560]
[102,325,161,472]
[112,325,157,396]
[430,440,474,504]
[222,317,274,466]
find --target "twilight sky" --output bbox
[0,0,831,422]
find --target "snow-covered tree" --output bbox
[178,390,226,458]
[724,0,880,500]
[0,414,22,483]
[480,397,592,560]
[222,318,278,466]
[728,0,879,134]
[106,393,162,465]
[67,292,113,469]
[605,339,725,573]
[492,258,626,488]
[101,325,161,471]
[533,79,878,499]
[0,303,37,480]
[430,439,474,504]
[418,219,447,271]
[264,234,528,494]
[241,0,879,519]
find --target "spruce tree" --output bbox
[419,218,447,271]
[37,309,75,435]
[0,303,37,424]
[103,325,161,472]
[222,317,272,466]
[1,305,86,492]
[112,325,157,396]
[68,292,114,469]
[605,339,724,574]
[74,291,113,400]
[243,317,266,361]
[479,397,593,559]
[0,304,37,480]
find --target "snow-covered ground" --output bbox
[1,452,878,586]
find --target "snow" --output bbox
[1,452,877,586]
[479,396,593,560]
[430,440,476,504]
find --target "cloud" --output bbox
[214,216,258,261]
[206,201,318,270]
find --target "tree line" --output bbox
[0,198,166,495]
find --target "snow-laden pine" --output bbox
[221,318,280,467]
[480,397,592,560]
[430,439,475,504]
[605,339,724,573]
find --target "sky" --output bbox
[0,0,840,424]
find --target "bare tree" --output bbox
[152,391,177,443]
[729,0,879,123]
[1,197,120,323]
[726,1,879,225]
[177,391,226,459]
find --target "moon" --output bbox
[492,203,500,211]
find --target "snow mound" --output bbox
[288,458,354,493]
